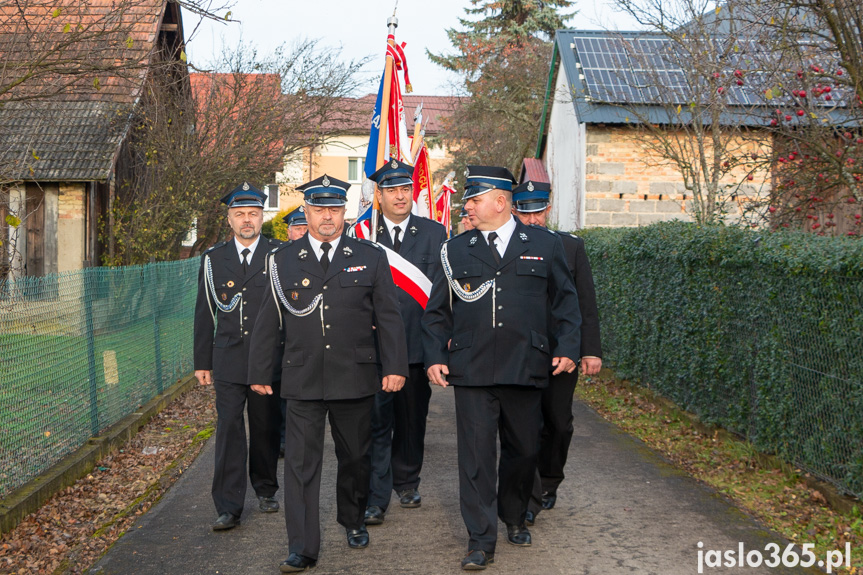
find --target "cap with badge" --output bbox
[283,205,308,227]
[220,181,267,208]
[462,165,517,200]
[459,207,469,218]
[296,174,350,206]
[512,180,551,213]
[369,159,414,188]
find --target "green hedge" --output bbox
[579,222,863,497]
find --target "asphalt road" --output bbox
[90,387,820,575]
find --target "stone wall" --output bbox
[583,126,769,227]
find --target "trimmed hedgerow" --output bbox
[579,221,863,497]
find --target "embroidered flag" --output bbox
[412,143,433,218]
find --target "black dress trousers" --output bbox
[453,385,542,553]
[212,378,281,516]
[528,369,579,515]
[391,364,433,491]
[283,396,374,560]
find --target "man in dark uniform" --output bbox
[284,206,308,241]
[276,205,309,458]
[193,182,283,531]
[247,174,408,573]
[361,160,448,526]
[511,180,603,525]
[459,206,474,232]
[423,166,582,570]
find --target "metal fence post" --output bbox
[82,260,100,435]
[150,259,164,394]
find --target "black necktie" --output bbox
[241,248,250,274]
[393,226,402,253]
[320,242,332,272]
[487,232,501,265]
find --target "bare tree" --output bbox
[741,0,863,236]
[596,0,773,225]
[108,40,370,264]
[0,0,233,276]
[605,0,862,232]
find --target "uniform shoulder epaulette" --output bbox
[268,237,285,247]
[269,239,293,254]
[554,230,580,240]
[202,241,227,256]
[529,224,556,235]
[422,218,447,232]
[447,229,475,243]
[355,237,383,250]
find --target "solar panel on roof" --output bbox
[570,33,766,107]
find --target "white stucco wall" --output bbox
[544,68,585,232]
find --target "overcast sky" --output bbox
[181,0,642,97]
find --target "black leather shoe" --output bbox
[541,491,557,510]
[505,523,532,546]
[364,505,385,525]
[212,512,240,531]
[346,526,369,549]
[279,552,316,572]
[525,510,536,526]
[461,549,494,570]
[258,495,279,513]
[397,488,422,508]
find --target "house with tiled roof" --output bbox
[0,0,187,278]
[275,94,464,218]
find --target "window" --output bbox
[265,184,280,211]
[348,157,364,184]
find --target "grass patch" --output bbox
[577,371,862,573]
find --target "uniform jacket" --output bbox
[374,214,448,365]
[248,233,409,401]
[556,232,602,359]
[422,218,582,388]
[194,237,283,384]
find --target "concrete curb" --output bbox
[0,374,198,535]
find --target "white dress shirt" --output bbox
[382,214,410,246]
[480,215,517,258]
[307,234,342,262]
[234,235,261,265]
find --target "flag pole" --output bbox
[372,10,398,242]
[409,101,423,163]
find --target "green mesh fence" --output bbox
[0,258,198,499]
[581,222,863,498]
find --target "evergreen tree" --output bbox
[429,0,574,177]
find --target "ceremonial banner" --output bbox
[435,180,454,235]
[357,39,413,223]
[412,143,433,219]
[357,72,386,222]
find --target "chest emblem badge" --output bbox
[291,291,299,300]
[464,283,471,292]
[298,249,308,260]
[221,293,227,301]
[302,278,310,287]
[227,280,235,288]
